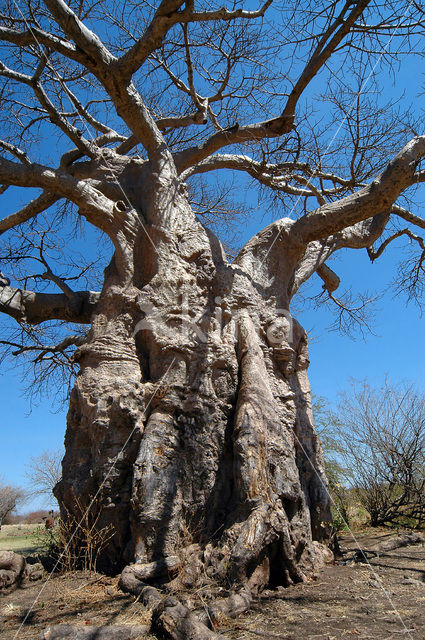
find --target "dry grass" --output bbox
[0,524,45,555]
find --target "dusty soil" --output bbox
[236,530,425,640]
[1,530,424,640]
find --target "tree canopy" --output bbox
[1,0,425,398]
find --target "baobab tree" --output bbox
[1,0,425,634]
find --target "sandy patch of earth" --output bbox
[1,530,424,640]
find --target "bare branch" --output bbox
[0,191,59,235]
[181,153,310,179]
[291,137,425,244]
[391,204,425,230]
[174,0,371,171]
[0,25,88,65]
[31,76,100,158]
[39,262,76,299]
[0,138,31,164]
[53,77,117,137]
[184,0,273,23]
[4,333,85,360]
[0,283,99,325]
[368,228,425,262]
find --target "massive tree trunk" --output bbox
[4,0,425,615]
[55,166,332,589]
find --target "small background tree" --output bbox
[0,479,26,527]
[25,448,63,508]
[313,397,352,531]
[325,381,425,528]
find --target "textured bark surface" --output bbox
[54,172,331,590]
[41,624,150,640]
[3,3,425,637]
[0,551,44,592]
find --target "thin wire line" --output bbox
[12,356,176,640]
[257,6,418,629]
[3,4,416,640]
[292,427,415,640]
[8,0,158,252]
[258,2,415,271]
[254,9,417,632]
[5,5,180,637]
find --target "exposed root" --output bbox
[196,585,253,627]
[120,556,181,584]
[0,551,26,591]
[151,596,222,640]
[40,624,150,639]
[0,550,44,592]
[119,578,224,640]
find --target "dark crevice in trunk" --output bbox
[59,241,333,590]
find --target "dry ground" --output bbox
[0,530,424,640]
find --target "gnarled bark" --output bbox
[41,624,150,640]
[55,183,331,593]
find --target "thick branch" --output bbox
[290,213,390,296]
[0,285,99,325]
[0,191,59,234]
[290,137,425,244]
[173,119,295,173]
[115,0,185,79]
[391,204,425,230]
[0,26,88,65]
[0,157,117,233]
[42,0,115,68]
[316,263,340,294]
[0,140,31,164]
[185,0,273,23]
[40,269,75,299]
[60,132,128,170]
